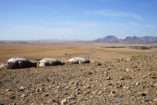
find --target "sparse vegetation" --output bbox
[129,46,152,50]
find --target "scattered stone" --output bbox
[125,68,129,72]
[61,98,67,105]
[96,62,101,66]
[123,86,129,90]
[138,92,147,96]
[19,86,25,91]
[120,74,132,80]
[150,73,157,79]
[88,72,93,75]
[106,76,111,80]
[10,95,16,99]
[67,95,76,100]
[122,101,130,105]
[65,86,70,90]
[109,90,117,97]
[45,93,49,97]
[0,103,4,105]
[30,103,36,105]
[136,82,140,85]
[116,83,123,88]
[21,94,26,98]
[5,88,11,92]
[153,98,157,102]
[111,90,116,95]
[70,81,74,84]
[0,55,157,105]
[83,90,91,94]
[97,91,103,95]
[153,83,157,87]
[46,78,50,82]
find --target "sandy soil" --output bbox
[0,43,157,61]
[0,43,157,105]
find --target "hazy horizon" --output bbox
[0,0,157,40]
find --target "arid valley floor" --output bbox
[0,43,157,105]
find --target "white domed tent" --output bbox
[7,58,27,62]
[68,57,90,64]
[0,64,5,70]
[39,58,64,67]
[6,57,36,69]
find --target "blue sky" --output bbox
[0,0,157,40]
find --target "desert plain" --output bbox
[0,43,157,105]
[0,43,157,61]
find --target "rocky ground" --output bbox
[0,55,157,105]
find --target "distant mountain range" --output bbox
[93,36,157,44]
[1,35,157,44]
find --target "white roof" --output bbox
[7,58,28,62]
[40,58,58,63]
[68,57,87,62]
[0,64,5,67]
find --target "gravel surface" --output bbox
[0,55,157,105]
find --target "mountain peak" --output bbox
[94,36,157,44]
[94,35,119,43]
